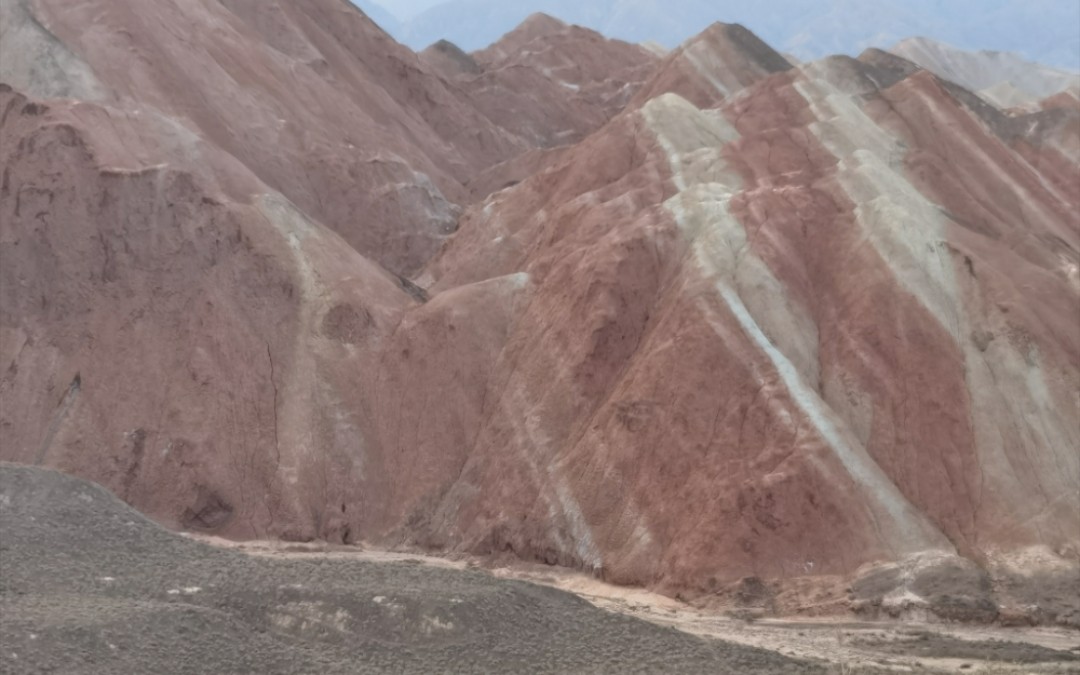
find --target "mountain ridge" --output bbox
[364,0,1080,71]
[891,36,1080,108]
[2,0,1078,626]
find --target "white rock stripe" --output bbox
[642,92,952,555]
[795,66,1080,534]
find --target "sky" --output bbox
[355,0,1080,70]
[371,0,444,19]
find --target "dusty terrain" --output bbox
[4,464,1079,674]
[0,463,822,674]
[215,539,1080,673]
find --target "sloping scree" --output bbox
[0,464,821,674]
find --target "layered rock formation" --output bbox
[891,37,1080,110]
[630,22,795,109]
[1,0,1077,623]
[422,14,657,150]
[2,0,530,275]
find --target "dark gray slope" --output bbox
[0,464,820,674]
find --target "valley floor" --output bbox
[205,537,1080,674]
[1,463,1077,674]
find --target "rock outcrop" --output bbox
[1,0,1077,623]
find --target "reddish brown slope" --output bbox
[1,4,1077,624]
[0,1,657,547]
[0,83,418,540]
[414,38,1078,619]
[472,13,657,122]
[418,86,950,592]
[6,0,526,274]
[630,22,795,109]
[422,13,658,150]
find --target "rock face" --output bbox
[422,14,658,149]
[2,0,529,276]
[1,1,1077,621]
[0,80,420,543]
[891,37,1080,109]
[630,22,794,109]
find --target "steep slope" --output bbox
[0,1,657,547]
[472,12,656,120]
[2,1,1078,625]
[421,14,657,150]
[630,22,794,109]
[415,35,1079,620]
[2,0,529,275]
[859,48,1080,202]
[350,0,401,35]
[0,82,427,541]
[892,37,1080,108]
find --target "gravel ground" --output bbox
[0,464,821,674]
[852,630,1080,664]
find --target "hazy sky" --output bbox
[372,0,443,19]
[358,0,1080,70]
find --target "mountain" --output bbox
[2,0,541,275]
[892,37,1080,108]
[2,0,1078,627]
[350,0,401,35]
[421,14,658,151]
[397,0,737,52]
[362,0,442,21]
[628,23,794,108]
[418,38,1080,621]
[394,0,1080,71]
[0,0,617,543]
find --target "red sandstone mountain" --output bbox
[630,22,795,109]
[422,13,657,149]
[3,0,533,275]
[2,0,1078,624]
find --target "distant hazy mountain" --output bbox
[372,0,445,20]
[893,37,1080,106]
[393,0,725,52]
[351,0,401,35]
[357,0,1079,71]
